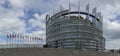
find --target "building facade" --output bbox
[46,10,105,51]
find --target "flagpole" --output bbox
[11,33,13,48]
[60,5,63,11]
[92,7,97,28]
[69,0,71,19]
[28,35,29,48]
[9,33,11,48]
[95,8,97,28]
[86,3,89,19]
[14,34,15,48]
[78,0,80,19]
[30,36,31,47]
[11,33,12,48]
[18,34,19,48]
[7,33,9,48]
[30,36,32,47]
[14,34,16,48]
[53,9,55,16]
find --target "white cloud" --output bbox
[103,18,120,39]
[0,0,120,49]
[106,39,120,49]
[28,13,46,39]
[0,7,26,34]
[29,12,47,28]
[9,0,25,8]
[0,0,26,34]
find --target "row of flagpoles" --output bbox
[7,34,43,40]
[58,0,103,30]
[6,34,44,45]
[53,0,103,23]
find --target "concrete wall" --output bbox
[0,48,120,56]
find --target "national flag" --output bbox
[69,0,71,19]
[69,0,71,11]
[86,3,89,11]
[7,34,9,38]
[92,7,97,28]
[22,35,24,39]
[92,7,97,15]
[19,35,22,39]
[35,37,37,40]
[12,34,15,38]
[86,3,90,19]
[78,0,80,11]
[17,34,19,38]
[78,0,81,18]
[14,34,16,38]
[9,34,12,38]
[60,5,64,11]
[12,34,17,38]
[96,12,101,19]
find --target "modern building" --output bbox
[46,9,105,51]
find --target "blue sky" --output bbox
[0,0,120,49]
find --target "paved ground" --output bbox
[0,48,120,56]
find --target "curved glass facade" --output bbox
[46,13,105,51]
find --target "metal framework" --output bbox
[46,9,105,51]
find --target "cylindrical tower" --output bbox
[46,10,105,51]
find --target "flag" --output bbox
[7,34,9,38]
[22,35,24,39]
[96,12,101,19]
[14,34,16,38]
[78,0,81,18]
[25,35,28,39]
[35,37,37,40]
[17,34,19,38]
[100,16,103,24]
[33,37,34,40]
[38,38,41,40]
[69,0,71,11]
[86,3,89,11]
[9,34,12,38]
[19,35,22,39]
[69,0,71,19]
[60,5,64,11]
[97,12,103,24]
[37,37,39,40]
[53,9,55,14]
[12,34,15,38]
[78,0,80,11]
[92,7,97,15]
[86,3,89,19]
[92,7,97,28]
